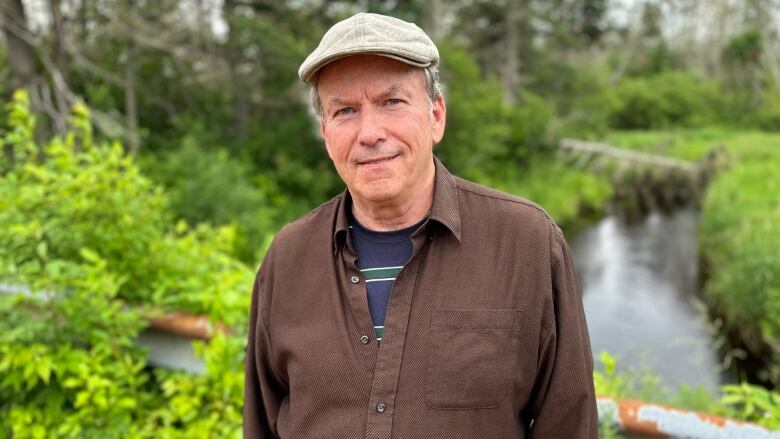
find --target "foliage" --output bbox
[0,254,151,438]
[606,127,730,161]
[699,135,780,385]
[466,154,612,230]
[723,28,763,66]
[143,334,245,437]
[0,90,253,437]
[528,56,618,139]
[750,89,780,131]
[140,136,278,263]
[0,91,254,323]
[722,383,780,429]
[609,72,723,129]
[593,352,630,398]
[436,43,516,172]
[593,351,721,413]
[1,96,168,292]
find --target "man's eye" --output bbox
[386,99,402,106]
[335,107,355,116]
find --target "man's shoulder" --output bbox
[452,175,554,226]
[273,193,341,245]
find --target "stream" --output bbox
[569,206,722,392]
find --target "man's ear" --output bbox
[431,95,446,144]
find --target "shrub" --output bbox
[436,43,515,173]
[750,89,780,131]
[0,90,252,437]
[528,56,618,139]
[609,72,722,129]
[140,137,279,263]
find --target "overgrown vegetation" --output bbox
[0,91,250,437]
[698,134,780,389]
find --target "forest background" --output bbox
[1,0,779,437]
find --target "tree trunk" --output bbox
[1,0,37,90]
[124,37,140,154]
[1,0,52,141]
[501,0,523,104]
[224,0,249,142]
[424,0,443,41]
[48,0,69,134]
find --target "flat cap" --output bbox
[299,12,439,84]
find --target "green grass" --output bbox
[607,126,777,162]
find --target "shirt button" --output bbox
[427,234,434,241]
[376,403,386,413]
[350,275,360,284]
[360,335,370,344]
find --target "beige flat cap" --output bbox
[299,12,439,84]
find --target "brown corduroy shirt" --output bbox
[243,156,598,438]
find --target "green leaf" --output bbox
[36,362,51,384]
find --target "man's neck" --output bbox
[350,169,434,232]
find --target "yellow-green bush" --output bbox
[0,90,252,437]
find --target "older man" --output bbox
[243,12,597,439]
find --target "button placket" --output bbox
[364,232,428,439]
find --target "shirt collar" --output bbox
[333,154,462,254]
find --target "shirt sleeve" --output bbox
[527,220,598,438]
[243,247,287,439]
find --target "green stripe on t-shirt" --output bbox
[360,266,402,280]
[374,326,383,340]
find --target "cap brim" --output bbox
[300,49,433,85]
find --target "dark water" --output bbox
[569,207,721,391]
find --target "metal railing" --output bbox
[598,397,780,438]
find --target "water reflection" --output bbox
[569,207,721,391]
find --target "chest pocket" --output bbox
[425,308,523,409]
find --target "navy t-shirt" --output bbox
[348,210,426,344]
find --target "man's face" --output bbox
[317,55,446,205]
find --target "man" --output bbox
[244,12,597,439]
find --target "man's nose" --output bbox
[357,107,386,147]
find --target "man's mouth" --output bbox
[357,154,399,165]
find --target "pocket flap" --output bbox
[431,308,522,331]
